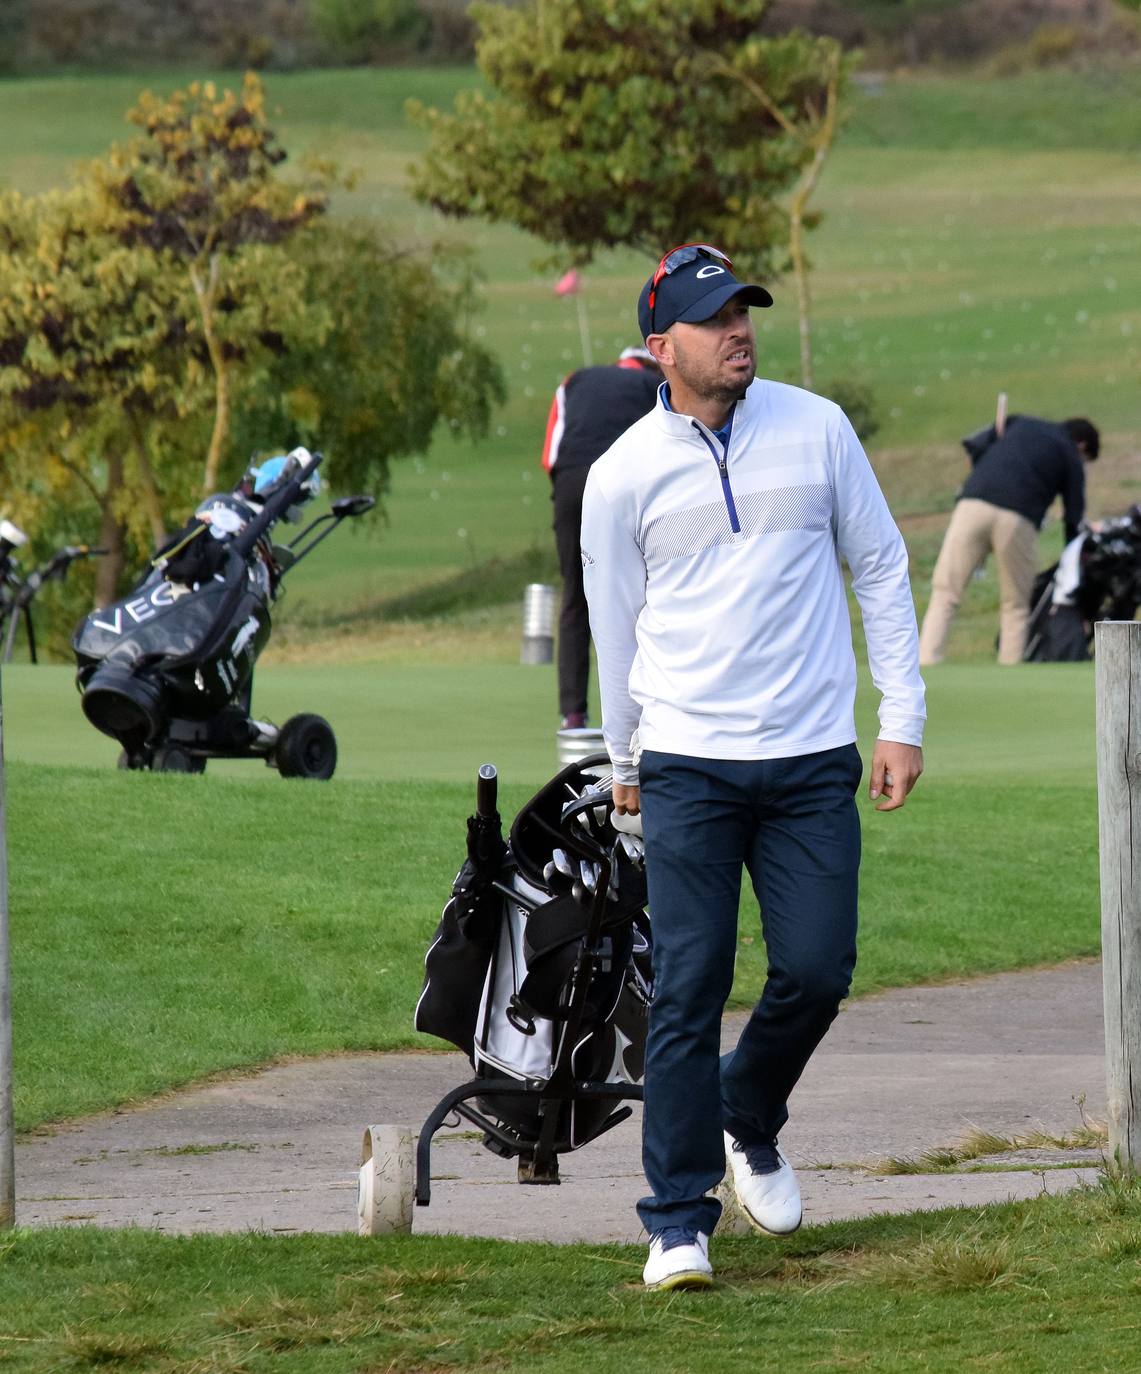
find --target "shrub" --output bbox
[822,376,881,444]
[307,0,429,63]
[1029,20,1085,62]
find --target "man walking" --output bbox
[581,244,925,1291]
[918,413,1099,665]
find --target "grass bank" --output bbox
[1,1178,1138,1372]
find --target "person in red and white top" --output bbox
[542,348,661,729]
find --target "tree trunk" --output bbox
[94,450,125,607]
[192,257,231,498]
[787,62,840,393]
[789,195,814,391]
[128,411,167,549]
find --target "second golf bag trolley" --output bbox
[72,448,374,777]
[0,518,105,664]
[357,753,652,1235]
[1024,505,1141,662]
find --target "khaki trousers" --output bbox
[918,498,1038,666]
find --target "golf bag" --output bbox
[1025,506,1141,662]
[413,754,651,1199]
[72,448,375,774]
[0,518,105,664]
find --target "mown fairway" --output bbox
[4,658,1099,1128]
[0,66,1137,630]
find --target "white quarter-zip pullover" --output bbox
[581,379,926,785]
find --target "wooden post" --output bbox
[1095,620,1141,1175]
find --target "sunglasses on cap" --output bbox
[647,243,732,334]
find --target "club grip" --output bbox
[476,763,498,818]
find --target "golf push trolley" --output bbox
[357,754,652,1235]
[73,448,374,779]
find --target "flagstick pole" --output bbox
[575,291,593,368]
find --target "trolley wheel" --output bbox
[152,746,206,774]
[275,713,337,781]
[358,1124,414,1236]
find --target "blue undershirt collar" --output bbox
[661,383,733,450]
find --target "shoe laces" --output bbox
[735,1138,781,1176]
[654,1226,699,1253]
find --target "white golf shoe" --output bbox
[723,1131,803,1236]
[642,1228,713,1290]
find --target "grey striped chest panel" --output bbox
[639,481,833,564]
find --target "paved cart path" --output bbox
[18,961,1106,1242]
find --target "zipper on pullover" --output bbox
[693,417,741,534]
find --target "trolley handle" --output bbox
[476,762,498,819]
[231,452,323,560]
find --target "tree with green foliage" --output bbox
[0,74,505,637]
[410,0,850,382]
[0,184,193,603]
[229,220,505,502]
[0,76,334,606]
[94,73,332,498]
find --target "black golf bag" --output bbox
[413,754,651,1200]
[72,448,374,775]
[0,518,105,664]
[1025,507,1141,662]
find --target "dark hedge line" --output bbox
[0,0,478,72]
[0,0,1135,75]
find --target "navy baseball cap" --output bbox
[638,248,773,339]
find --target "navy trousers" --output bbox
[636,745,862,1236]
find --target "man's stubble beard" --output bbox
[671,341,755,407]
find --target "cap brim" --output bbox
[675,282,773,324]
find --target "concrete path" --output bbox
[17,961,1106,1242]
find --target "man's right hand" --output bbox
[612,782,640,816]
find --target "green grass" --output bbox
[0,68,1130,1359]
[846,67,1141,151]
[1,1178,1139,1372]
[0,64,1117,1131]
[875,1123,1106,1176]
[1,66,1138,624]
[3,660,1100,1129]
[0,650,1099,782]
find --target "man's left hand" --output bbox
[869,741,923,812]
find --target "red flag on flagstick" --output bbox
[554,269,581,297]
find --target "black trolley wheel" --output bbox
[275,712,337,780]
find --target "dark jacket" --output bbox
[960,415,1086,540]
[541,361,660,475]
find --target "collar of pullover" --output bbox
[656,379,746,446]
